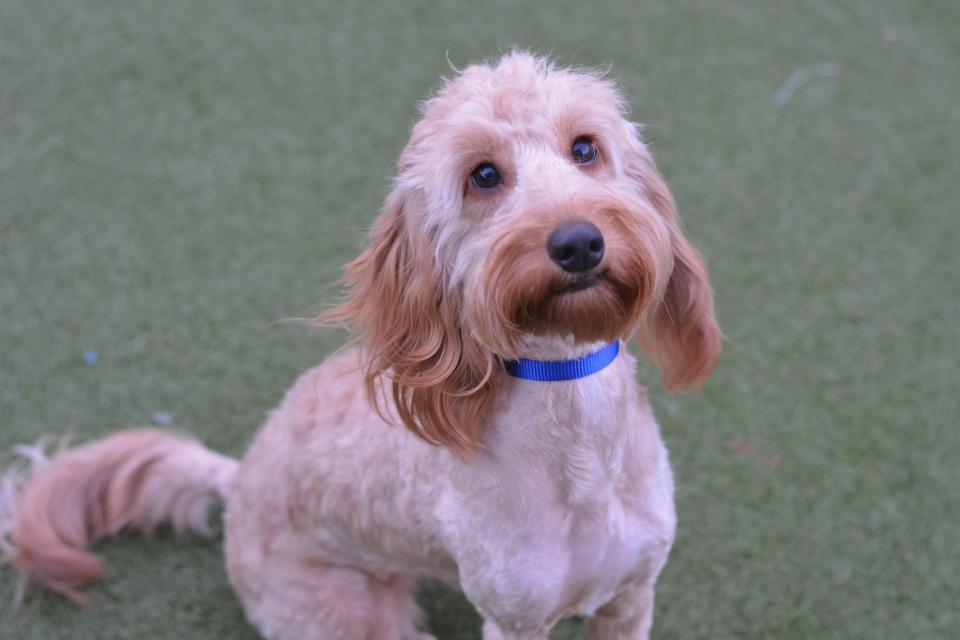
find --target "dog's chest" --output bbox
[451,473,668,625]
[552,490,662,617]
[449,374,673,623]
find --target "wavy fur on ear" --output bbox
[318,188,498,458]
[627,135,722,393]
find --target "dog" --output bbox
[0,52,721,639]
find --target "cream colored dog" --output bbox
[1,53,721,639]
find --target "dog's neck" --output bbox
[505,336,618,381]
[500,335,634,448]
[469,334,638,507]
[512,334,615,361]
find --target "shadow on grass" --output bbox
[419,581,585,639]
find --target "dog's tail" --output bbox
[0,428,237,604]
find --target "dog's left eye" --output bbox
[571,137,598,165]
[470,163,502,191]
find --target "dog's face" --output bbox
[324,53,721,455]
[421,62,672,354]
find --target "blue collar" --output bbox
[503,341,620,382]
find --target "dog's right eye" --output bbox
[571,137,598,165]
[470,163,501,191]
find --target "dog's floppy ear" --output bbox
[625,134,722,393]
[319,187,497,458]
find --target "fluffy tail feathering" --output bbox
[0,428,237,604]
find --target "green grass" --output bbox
[1,1,958,638]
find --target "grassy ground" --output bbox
[1,1,958,638]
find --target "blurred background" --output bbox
[1,1,957,638]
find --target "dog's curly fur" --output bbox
[1,53,720,639]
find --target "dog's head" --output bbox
[323,53,721,455]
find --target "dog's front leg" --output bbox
[584,581,656,640]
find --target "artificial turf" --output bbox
[1,1,958,638]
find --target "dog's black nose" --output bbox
[547,221,605,273]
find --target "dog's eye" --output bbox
[571,137,598,165]
[470,163,501,191]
